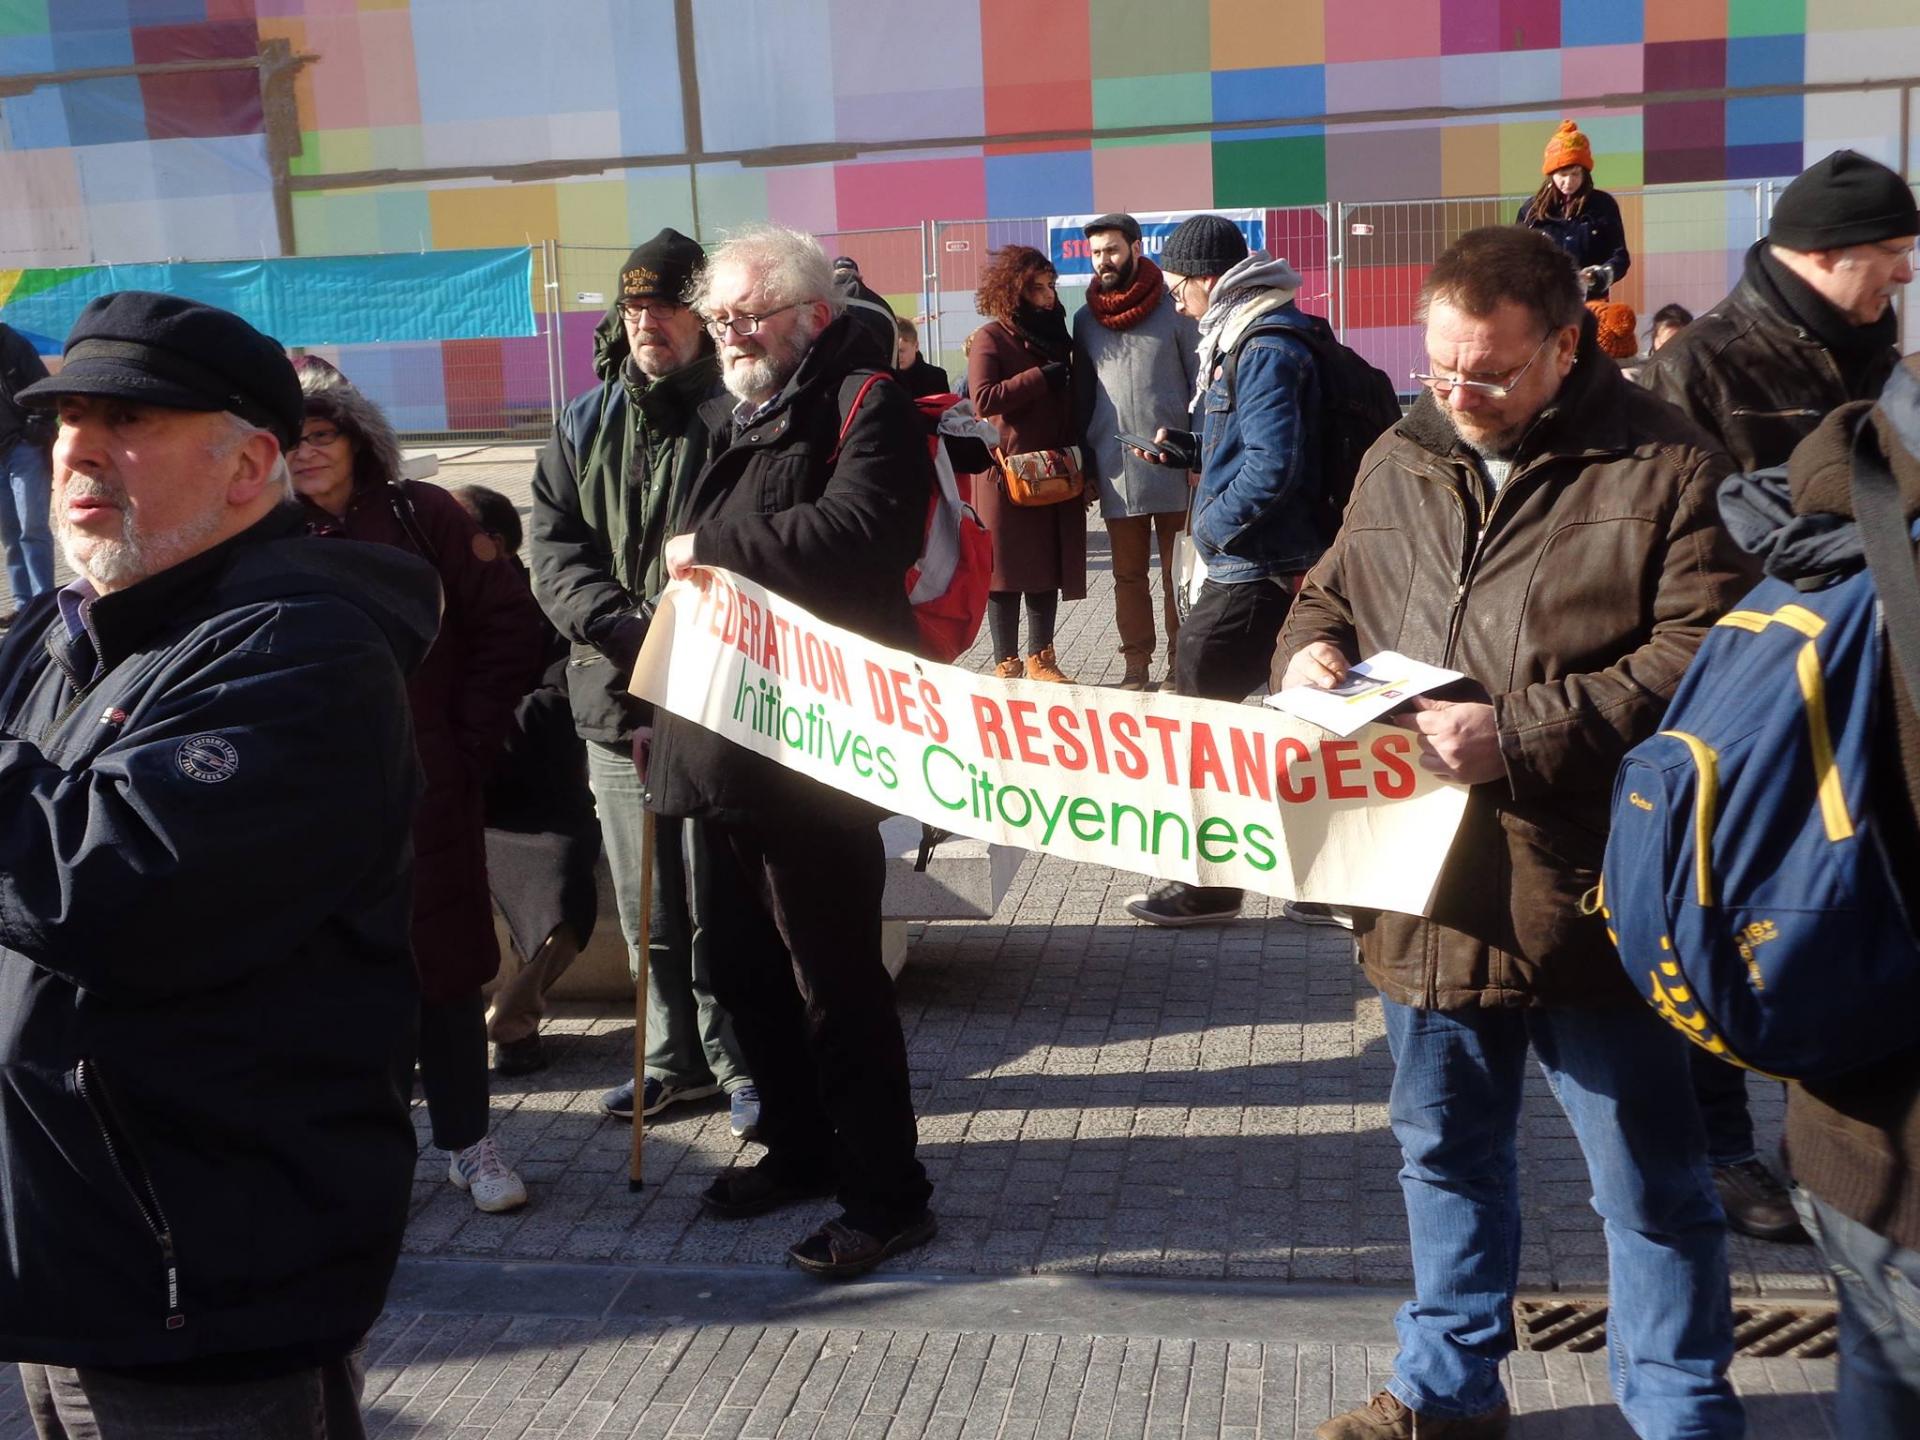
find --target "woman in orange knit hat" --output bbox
[1517,119,1630,299]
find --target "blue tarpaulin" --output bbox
[1,247,536,354]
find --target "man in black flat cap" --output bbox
[0,292,437,1435]
[1641,149,1919,1246]
[527,230,760,1134]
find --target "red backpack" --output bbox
[832,375,993,663]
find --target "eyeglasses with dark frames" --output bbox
[703,304,800,340]
[618,298,683,320]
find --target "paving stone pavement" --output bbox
[0,448,1839,1433]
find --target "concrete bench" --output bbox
[536,816,1020,1000]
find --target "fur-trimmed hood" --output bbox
[298,363,405,490]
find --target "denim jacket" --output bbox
[1190,301,1326,583]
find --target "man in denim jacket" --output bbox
[1121,213,1331,928]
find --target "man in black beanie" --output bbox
[1641,150,1917,1246]
[1643,148,1915,476]
[1118,213,1344,930]
[527,230,759,1137]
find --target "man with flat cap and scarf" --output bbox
[528,229,759,1134]
[1642,148,1920,1246]
[0,292,437,1434]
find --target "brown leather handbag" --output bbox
[994,444,1085,506]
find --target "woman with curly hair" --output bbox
[1518,120,1630,299]
[967,244,1087,682]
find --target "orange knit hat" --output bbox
[1587,300,1638,359]
[1543,119,1594,176]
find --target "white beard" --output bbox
[56,477,225,592]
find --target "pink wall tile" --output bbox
[1092,141,1214,212]
[834,156,986,228]
[765,164,842,234]
[1562,43,1644,99]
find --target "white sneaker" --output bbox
[448,1135,528,1213]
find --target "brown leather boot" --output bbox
[993,656,1024,679]
[1025,646,1070,683]
[1118,662,1151,690]
[1316,1391,1509,1440]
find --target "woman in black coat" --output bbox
[1519,120,1630,299]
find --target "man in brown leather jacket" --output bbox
[1641,149,1917,1243]
[1279,226,1754,1440]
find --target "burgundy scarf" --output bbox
[1085,256,1165,332]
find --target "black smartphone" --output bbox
[1116,432,1175,464]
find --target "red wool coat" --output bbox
[312,481,547,1001]
[967,320,1089,600]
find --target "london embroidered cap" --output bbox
[619,228,706,302]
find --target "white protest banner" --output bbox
[630,570,1470,914]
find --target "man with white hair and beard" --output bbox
[0,293,434,1434]
[647,224,938,1278]
[1276,227,1754,1440]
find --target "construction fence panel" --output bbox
[1335,183,1774,395]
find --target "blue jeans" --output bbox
[584,740,746,1091]
[1795,1188,1920,1438]
[1381,997,1742,1438]
[1,440,54,606]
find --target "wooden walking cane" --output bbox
[629,808,654,1191]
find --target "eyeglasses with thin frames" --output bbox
[1411,332,1554,400]
[703,304,799,341]
[295,425,343,450]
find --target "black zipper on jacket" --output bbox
[75,1058,187,1332]
[40,628,103,731]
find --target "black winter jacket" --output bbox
[646,314,931,827]
[1639,240,1900,474]
[1518,188,1630,297]
[0,507,436,1369]
[0,324,52,452]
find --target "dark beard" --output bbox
[1095,258,1136,292]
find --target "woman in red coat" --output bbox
[292,361,547,1215]
[968,245,1088,682]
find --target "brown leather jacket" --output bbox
[1639,241,1900,474]
[1278,323,1756,1009]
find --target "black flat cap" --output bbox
[1083,212,1142,244]
[17,291,303,450]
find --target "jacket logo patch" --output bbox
[177,734,239,784]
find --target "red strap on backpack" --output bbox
[827,373,893,464]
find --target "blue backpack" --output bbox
[1600,378,1920,1080]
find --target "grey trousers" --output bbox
[584,740,748,1090]
[21,1353,364,1439]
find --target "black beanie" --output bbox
[618,228,706,303]
[1769,150,1919,252]
[1158,214,1249,278]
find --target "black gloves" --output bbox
[1040,361,1069,392]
